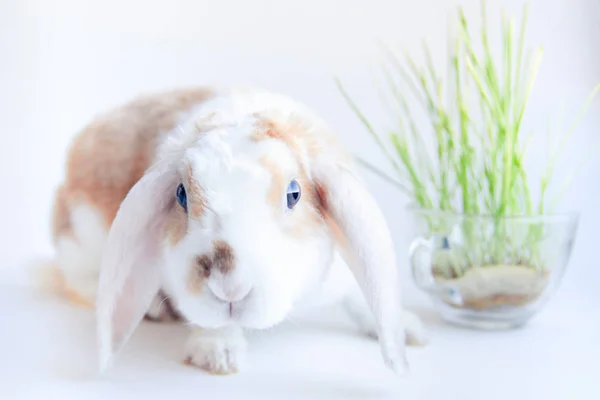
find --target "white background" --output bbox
[1,0,599,398]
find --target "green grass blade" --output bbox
[354,156,414,196]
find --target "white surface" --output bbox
[2,0,600,398]
[1,280,599,400]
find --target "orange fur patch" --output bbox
[259,156,285,210]
[259,154,323,239]
[314,180,329,217]
[251,112,338,227]
[188,254,211,294]
[251,115,304,158]
[248,112,349,239]
[166,205,188,246]
[251,117,287,142]
[51,184,71,244]
[56,87,215,232]
[212,240,235,274]
[187,165,207,219]
[293,171,326,236]
[47,265,95,308]
[251,113,335,161]
[63,285,95,308]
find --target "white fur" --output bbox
[96,157,176,371]
[185,325,247,374]
[55,202,108,303]
[74,87,427,376]
[314,160,410,374]
[160,127,332,331]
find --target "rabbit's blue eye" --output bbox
[176,183,187,212]
[286,180,301,209]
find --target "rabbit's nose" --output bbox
[208,280,252,303]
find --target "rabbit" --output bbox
[48,86,428,377]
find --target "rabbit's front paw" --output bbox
[184,325,246,375]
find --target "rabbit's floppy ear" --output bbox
[96,156,179,372]
[313,156,408,375]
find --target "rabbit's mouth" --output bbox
[228,300,242,319]
[226,293,252,322]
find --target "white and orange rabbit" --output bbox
[47,86,427,376]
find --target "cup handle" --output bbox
[409,237,436,292]
[409,237,463,305]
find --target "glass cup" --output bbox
[407,207,579,329]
